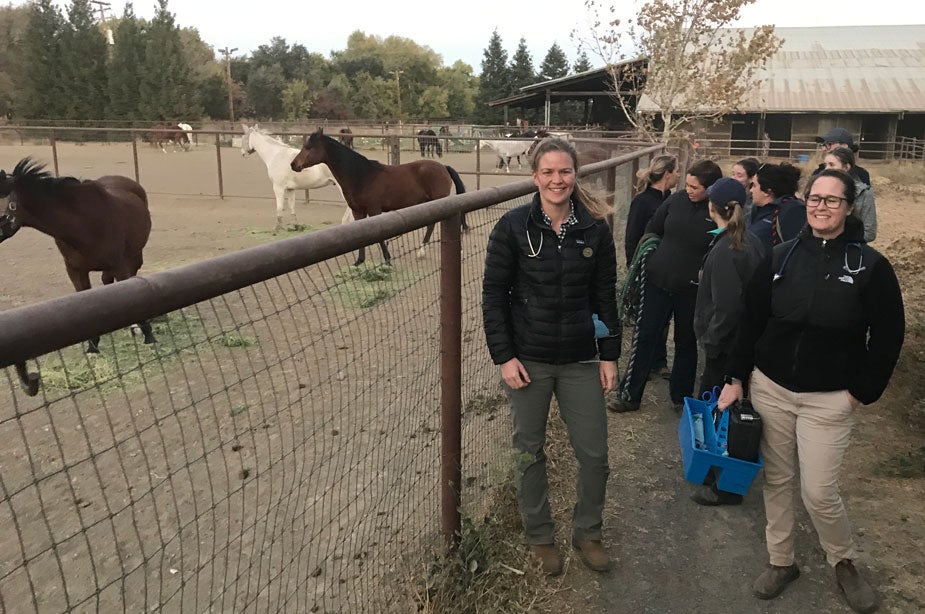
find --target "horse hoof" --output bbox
[143,337,156,345]
[416,247,427,259]
[129,324,141,336]
[86,346,100,355]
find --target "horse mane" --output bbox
[12,158,80,194]
[316,132,384,186]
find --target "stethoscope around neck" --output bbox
[773,237,866,282]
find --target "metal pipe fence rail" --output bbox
[0,146,661,612]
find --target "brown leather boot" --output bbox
[529,544,563,576]
[835,560,878,613]
[753,563,800,599]
[571,538,613,572]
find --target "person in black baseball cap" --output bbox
[812,128,870,186]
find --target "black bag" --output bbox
[727,400,762,463]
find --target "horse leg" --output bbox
[66,267,100,353]
[461,212,470,232]
[379,240,391,266]
[417,223,436,258]
[273,185,286,232]
[287,189,298,226]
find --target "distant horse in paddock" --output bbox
[0,158,156,360]
[290,128,468,266]
[417,129,442,158]
[483,138,532,173]
[148,123,189,153]
[177,122,194,146]
[338,127,355,150]
[240,123,348,231]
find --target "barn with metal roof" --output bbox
[490,25,925,158]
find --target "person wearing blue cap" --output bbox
[690,177,766,505]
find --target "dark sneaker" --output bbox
[529,544,563,576]
[650,365,671,380]
[835,560,878,613]
[571,539,613,572]
[690,485,744,507]
[607,398,640,413]
[753,563,800,599]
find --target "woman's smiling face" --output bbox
[532,151,576,208]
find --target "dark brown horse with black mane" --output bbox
[290,128,467,266]
[0,158,156,364]
[338,127,355,150]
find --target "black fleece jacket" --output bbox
[727,217,904,404]
[624,186,670,266]
[482,194,621,365]
[644,190,717,295]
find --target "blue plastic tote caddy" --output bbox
[678,396,763,495]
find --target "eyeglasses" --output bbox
[806,195,847,208]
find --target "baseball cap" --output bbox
[707,177,747,210]
[815,127,855,147]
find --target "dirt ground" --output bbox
[1,142,923,612]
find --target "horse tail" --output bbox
[445,165,465,195]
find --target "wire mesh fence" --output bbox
[0,147,657,612]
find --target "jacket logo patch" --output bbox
[837,274,854,284]
[582,247,594,258]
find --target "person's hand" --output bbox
[847,392,862,410]
[599,360,618,393]
[717,382,743,411]
[501,358,531,389]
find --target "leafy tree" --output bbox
[281,79,312,119]
[246,63,286,118]
[351,71,394,120]
[509,37,536,91]
[19,0,65,118]
[197,72,229,119]
[539,42,569,81]
[418,86,448,119]
[438,61,477,119]
[581,0,782,141]
[310,73,353,119]
[138,0,200,121]
[474,29,510,124]
[0,4,30,117]
[107,2,145,120]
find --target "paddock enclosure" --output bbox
[0,136,662,612]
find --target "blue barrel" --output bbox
[797,154,810,164]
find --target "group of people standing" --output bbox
[481,128,904,614]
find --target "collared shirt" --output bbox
[541,201,578,244]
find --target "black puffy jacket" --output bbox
[482,194,621,365]
[727,217,904,404]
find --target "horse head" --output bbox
[290,129,328,172]
[240,123,255,157]
[0,169,23,242]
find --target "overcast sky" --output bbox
[15,0,925,70]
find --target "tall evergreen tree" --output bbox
[138,0,199,121]
[508,38,535,91]
[474,29,510,124]
[573,49,593,74]
[539,42,569,81]
[107,3,145,120]
[58,0,108,120]
[20,0,64,118]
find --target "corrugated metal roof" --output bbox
[637,25,925,113]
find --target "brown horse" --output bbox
[338,127,355,150]
[148,123,190,152]
[0,158,156,357]
[290,128,468,266]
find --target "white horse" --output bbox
[178,122,194,147]
[483,139,532,173]
[241,124,350,230]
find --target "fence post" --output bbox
[215,132,225,200]
[131,131,140,183]
[50,129,59,176]
[440,212,462,548]
[475,139,481,191]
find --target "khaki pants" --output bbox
[750,368,858,567]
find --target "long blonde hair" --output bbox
[530,137,613,220]
[635,154,678,193]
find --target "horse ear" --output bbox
[317,127,324,135]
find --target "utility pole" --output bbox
[391,69,404,128]
[89,0,111,23]
[219,46,238,123]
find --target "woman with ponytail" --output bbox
[625,155,679,265]
[691,177,766,505]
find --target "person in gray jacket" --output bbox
[823,147,877,242]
